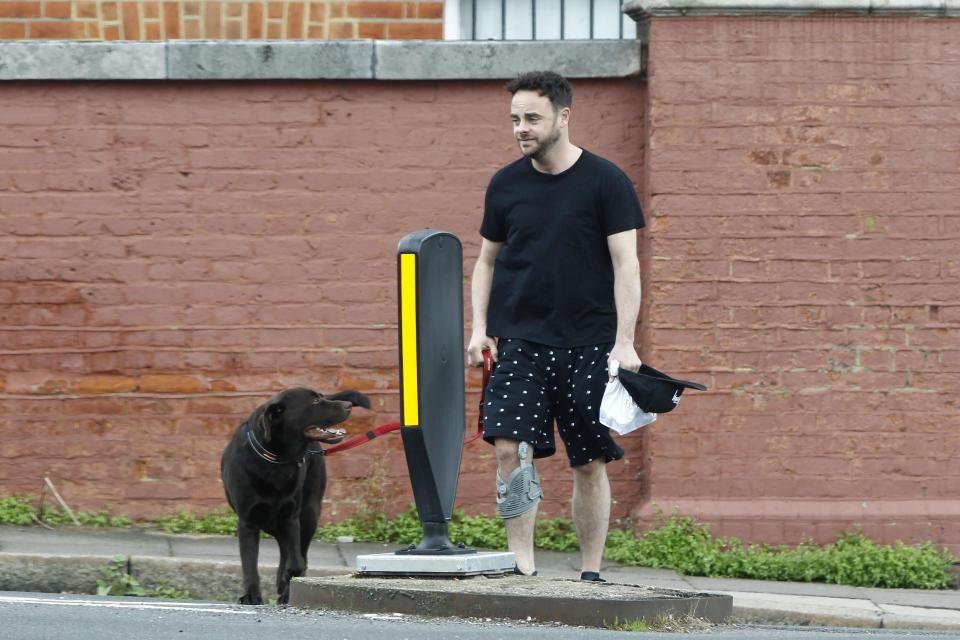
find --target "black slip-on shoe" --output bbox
[512,566,538,576]
[580,571,606,582]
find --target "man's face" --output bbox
[511,90,566,160]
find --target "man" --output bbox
[466,71,644,581]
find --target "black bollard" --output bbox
[395,229,474,556]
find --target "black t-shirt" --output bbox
[480,149,645,348]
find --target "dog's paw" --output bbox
[239,593,263,605]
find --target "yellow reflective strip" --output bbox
[399,253,419,426]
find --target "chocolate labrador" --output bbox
[220,387,370,604]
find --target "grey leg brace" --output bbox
[496,442,543,519]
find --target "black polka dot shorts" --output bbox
[481,338,625,467]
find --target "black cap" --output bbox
[617,364,707,414]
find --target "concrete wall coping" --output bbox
[0,39,641,81]
[624,0,960,18]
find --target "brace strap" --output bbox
[496,442,543,519]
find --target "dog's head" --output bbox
[258,387,370,446]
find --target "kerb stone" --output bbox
[290,574,732,627]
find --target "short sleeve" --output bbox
[599,172,645,236]
[479,178,507,241]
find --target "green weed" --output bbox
[605,616,651,632]
[97,555,190,599]
[0,495,130,528]
[604,512,956,590]
[154,508,238,536]
[606,613,712,633]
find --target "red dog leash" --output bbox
[325,349,492,456]
[323,420,402,455]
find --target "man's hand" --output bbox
[467,330,498,367]
[609,341,641,373]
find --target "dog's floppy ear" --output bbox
[261,401,285,443]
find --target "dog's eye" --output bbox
[312,397,321,404]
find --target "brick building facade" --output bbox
[0,1,443,40]
[630,5,960,552]
[0,53,645,525]
[1,1,958,553]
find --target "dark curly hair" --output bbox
[505,71,572,111]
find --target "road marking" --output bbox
[362,613,405,620]
[0,594,259,614]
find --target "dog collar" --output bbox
[245,424,307,466]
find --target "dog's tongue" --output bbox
[306,426,346,443]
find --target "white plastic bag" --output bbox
[599,360,657,435]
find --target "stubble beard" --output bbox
[520,124,562,162]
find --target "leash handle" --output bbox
[464,348,493,446]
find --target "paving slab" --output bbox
[721,591,882,628]
[860,586,960,610]
[162,532,285,564]
[880,603,960,630]
[290,574,732,627]
[0,525,170,557]
[685,575,960,610]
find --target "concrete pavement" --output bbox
[0,524,957,629]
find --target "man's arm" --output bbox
[467,238,504,366]
[607,229,642,372]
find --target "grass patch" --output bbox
[606,613,712,633]
[154,508,238,536]
[97,555,190,599]
[0,495,130,528]
[606,616,652,632]
[605,512,956,590]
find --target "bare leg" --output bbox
[572,458,610,574]
[495,438,537,575]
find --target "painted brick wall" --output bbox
[0,79,647,522]
[0,1,443,40]
[639,15,960,552]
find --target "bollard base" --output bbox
[356,551,516,577]
[394,521,476,555]
[394,544,476,556]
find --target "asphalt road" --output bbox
[1,591,958,640]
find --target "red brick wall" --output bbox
[0,79,647,522]
[638,15,960,552]
[0,1,443,40]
